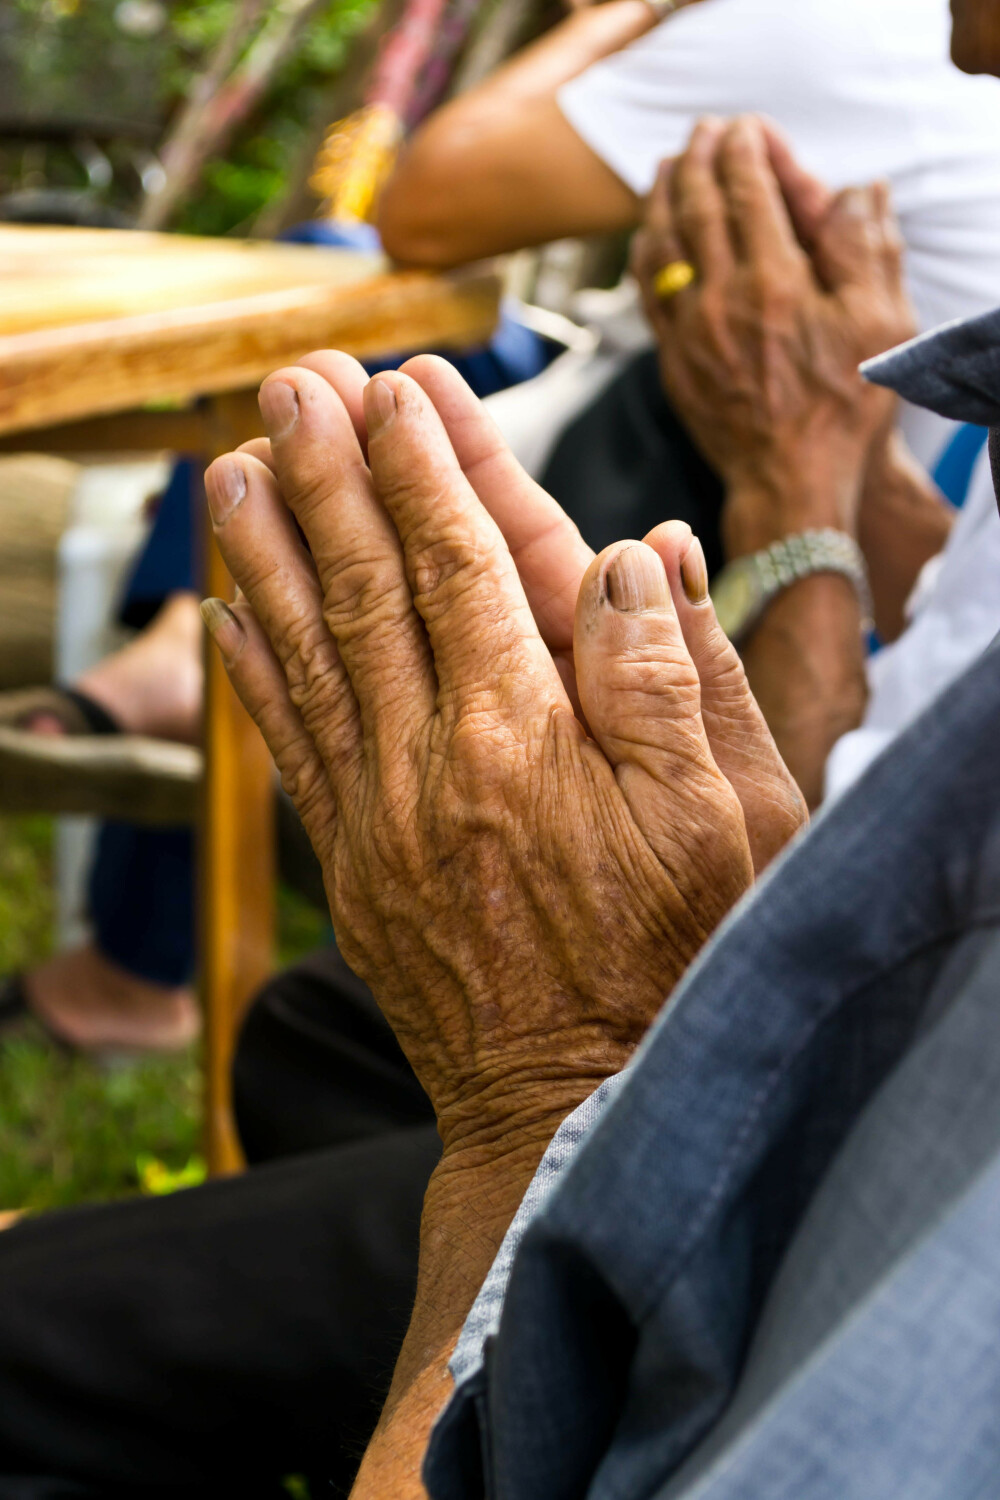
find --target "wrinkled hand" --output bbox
[202,356,797,1157]
[238,350,805,875]
[632,116,916,554]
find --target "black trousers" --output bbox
[540,348,726,579]
[0,948,438,1500]
[0,353,723,1498]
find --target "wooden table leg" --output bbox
[201,396,275,1175]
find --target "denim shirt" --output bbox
[425,631,1000,1500]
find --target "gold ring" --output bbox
[653,260,696,301]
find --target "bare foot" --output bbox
[76,591,203,744]
[23,943,199,1054]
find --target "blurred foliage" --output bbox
[0,0,379,235]
[0,814,330,1211]
[0,1031,202,1211]
[0,812,201,1211]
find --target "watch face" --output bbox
[710,560,763,641]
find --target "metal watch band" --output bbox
[713,528,874,646]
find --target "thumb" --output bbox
[575,541,750,886]
[760,118,835,249]
[810,183,888,292]
[642,520,808,872]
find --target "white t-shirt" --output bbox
[558,0,1000,467]
[825,449,1000,799]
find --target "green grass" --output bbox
[0,814,328,1213]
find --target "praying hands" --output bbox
[201,348,804,1492]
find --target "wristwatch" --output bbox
[710,529,873,647]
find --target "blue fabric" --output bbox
[118,458,200,629]
[281,219,382,253]
[88,822,195,988]
[425,626,1000,1500]
[864,305,1000,425]
[931,421,988,508]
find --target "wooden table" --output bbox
[0,225,500,1172]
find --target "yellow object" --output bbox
[310,103,403,224]
[653,260,697,301]
[137,1153,207,1196]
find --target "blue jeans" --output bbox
[88,462,197,985]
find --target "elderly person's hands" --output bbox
[201,350,805,1494]
[632,115,916,558]
[632,116,921,807]
[201,355,795,1160]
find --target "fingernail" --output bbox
[681,536,709,604]
[366,377,397,434]
[839,186,870,219]
[200,598,246,663]
[258,379,299,439]
[606,546,669,613]
[206,460,246,527]
[690,116,720,152]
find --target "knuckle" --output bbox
[617,648,701,708]
[696,287,733,345]
[282,454,365,523]
[749,266,790,311]
[409,526,495,613]
[279,752,329,820]
[321,554,405,637]
[677,194,716,244]
[280,621,341,720]
[368,796,426,882]
[449,707,511,782]
[724,176,759,223]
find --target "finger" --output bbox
[362,369,566,710]
[200,596,339,862]
[870,179,906,287]
[203,451,362,782]
[671,116,734,283]
[237,436,274,472]
[294,349,371,456]
[257,366,437,738]
[631,159,688,335]
[716,115,805,266]
[640,158,684,273]
[399,354,593,663]
[642,520,808,872]
[809,183,888,292]
[759,118,835,250]
[574,539,746,879]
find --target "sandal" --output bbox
[0,972,77,1055]
[0,971,196,1064]
[0,683,121,736]
[0,685,200,825]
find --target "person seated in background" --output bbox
[201,12,1000,1484]
[195,77,1000,1492]
[3,54,1000,1493]
[628,125,984,805]
[9,38,1000,1500]
[380,0,1000,529]
[4,0,999,1054]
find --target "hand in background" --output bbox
[632,116,916,557]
